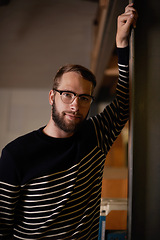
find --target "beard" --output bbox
[52,99,86,134]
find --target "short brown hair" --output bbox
[52,64,96,90]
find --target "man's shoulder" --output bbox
[4,128,41,154]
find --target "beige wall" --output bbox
[0,88,50,152]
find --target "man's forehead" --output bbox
[59,72,93,93]
[61,71,83,79]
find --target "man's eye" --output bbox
[80,96,90,102]
[63,92,73,99]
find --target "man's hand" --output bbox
[116,3,138,48]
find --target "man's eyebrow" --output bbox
[61,90,92,96]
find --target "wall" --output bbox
[0,88,50,152]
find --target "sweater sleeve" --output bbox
[91,46,129,154]
[0,148,20,239]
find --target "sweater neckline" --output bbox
[37,126,76,143]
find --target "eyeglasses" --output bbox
[53,89,94,106]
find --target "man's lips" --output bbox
[64,112,82,120]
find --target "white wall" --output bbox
[0,88,51,152]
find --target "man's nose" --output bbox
[70,96,80,111]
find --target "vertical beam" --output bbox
[92,0,128,96]
[128,0,160,239]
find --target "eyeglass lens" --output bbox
[62,92,92,105]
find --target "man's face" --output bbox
[51,71,93,134]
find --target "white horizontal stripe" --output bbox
[118,78,129,84]
[119,73,128,78]
[23,190,72,204]
[0,216,13,221]
[26,168,78,187]
[0,199,18,205]
[118,63,128,67]
[24,163,78,185]
[0,187,20,194]
[22,197,69,210]
[26,177,76,192]
[119,69,129,73]
[25,183,74,198]
[0,193,19,199]
[0,205,14,211]
[0,181,19,188]
[22,205,63,220]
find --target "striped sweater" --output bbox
[0,47,129,240]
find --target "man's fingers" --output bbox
[126,11,138,28]
[125,3,136,12]
[120,9,138,28]
[125,4,138,20]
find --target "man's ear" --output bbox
[49,90,54,106]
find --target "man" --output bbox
[0,3,138,240]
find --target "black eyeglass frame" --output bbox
[53,88,95,105]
